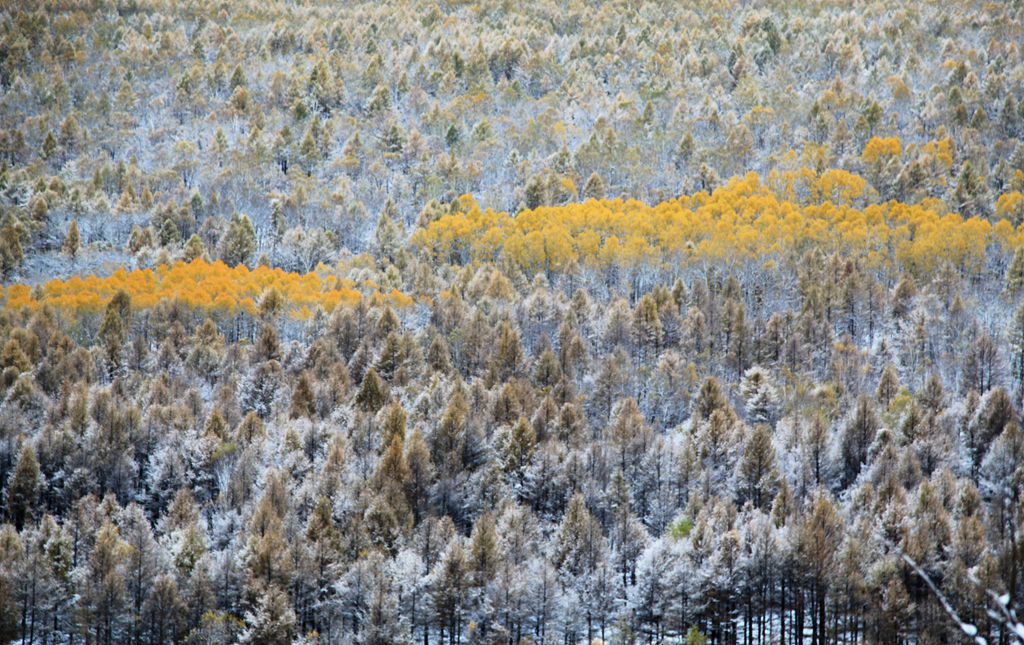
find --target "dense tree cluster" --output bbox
[2,0,1024,280]
[1,219,1024,642]
[3,258,409,325]
[415,168,1018,285]
[2,0,1024,643]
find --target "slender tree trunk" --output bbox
[795,587,803,645]
[780,575,786,645]
[28,574,36,645]
[832,599,839,645]
[818,584,827,645]
[810,585,818,645]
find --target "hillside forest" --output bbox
[1,1,1024,643]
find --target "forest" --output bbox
[1,0,1023,643]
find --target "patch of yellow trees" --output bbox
[2,260,413,320]
[414,171,1022,278]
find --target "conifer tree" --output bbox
[289,372,316,419]
[876,364,900,407]
[356,367,388,413]
[839,396,878,487]
[739,424,777,508]
[583,172,606,199]
[6,444,39,530]
[63,219,80,259]
[220,214,257,266]
[99,300,128,379]
[1009,247,1024,295]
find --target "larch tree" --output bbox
[63,219,80,260]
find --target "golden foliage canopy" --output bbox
[413,173,1021,277]
[2,260,412,319]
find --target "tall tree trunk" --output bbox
[795,587,803,645]
[780,575,786,645]
[818,583,827,645]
